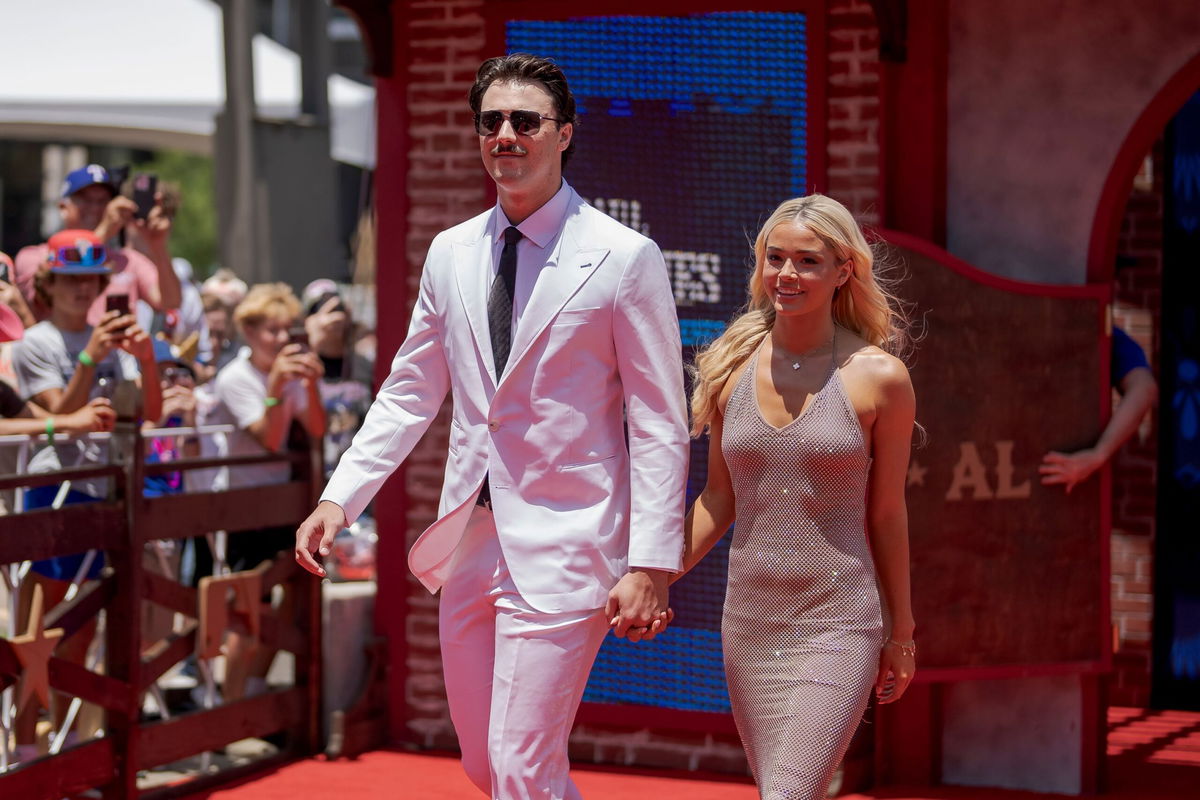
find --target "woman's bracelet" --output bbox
[77,351,96,368]
[45,417,55,444]
[885,637,917,657]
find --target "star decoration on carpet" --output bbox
[906,460,928,488]
[10,584,64,714]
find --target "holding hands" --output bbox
[605,568,674,643]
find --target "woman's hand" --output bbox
[58,398,117,434]
[875,637,916,705]
[268,344,323,395]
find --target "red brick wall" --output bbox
[1109,140,1163,708]
[826,0,881,224]
[393,0,883,775]
[399,0,487,751]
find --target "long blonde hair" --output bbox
[690,194,907,435]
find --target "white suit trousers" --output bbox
[439,507,609,799]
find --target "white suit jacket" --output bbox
[321,185,689,613]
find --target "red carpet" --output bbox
[181,708,1200,799]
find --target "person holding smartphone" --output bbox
[0,252,36,330]
[204,282,324,701]
[12,164,181,324]
[10,228,161,757]
[14,228,161,510]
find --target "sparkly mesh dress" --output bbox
[721,341,883,800]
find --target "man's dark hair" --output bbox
[468,53,577,169]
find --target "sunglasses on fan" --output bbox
[53,244,108,267]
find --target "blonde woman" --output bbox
[680,195,916,799]
[206,282,325,702]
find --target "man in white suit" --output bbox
[295,54,689,798]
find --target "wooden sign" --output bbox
[887,231,1109,672]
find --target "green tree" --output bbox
[130,150,218,279]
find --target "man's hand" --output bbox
[129,192,172,250]
[605,568,671,643]
[84,310,133,365]
[94,196,137,242]
[119,321,156,364]
[60,398,116,434]
[295,500,348,577]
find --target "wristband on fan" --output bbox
[45,417,55,443]
[263,396,281,408]
[77,351,96,368]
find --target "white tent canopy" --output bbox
[0,0,376,168]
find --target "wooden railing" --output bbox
[0,417,323,799]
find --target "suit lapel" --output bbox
[452,220,498,385]
[503,222,609,382]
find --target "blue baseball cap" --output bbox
[61,164,118,199]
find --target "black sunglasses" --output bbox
[474,110,564,136]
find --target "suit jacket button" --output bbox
[488,420,499,431]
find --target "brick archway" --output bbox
[1088,50,1200,285]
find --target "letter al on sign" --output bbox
[945,440,1031,501]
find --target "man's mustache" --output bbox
[491,144,527,156]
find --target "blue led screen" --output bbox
[507,12,810,714]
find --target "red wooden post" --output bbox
[296,437,325,754]
[102,417,145,799]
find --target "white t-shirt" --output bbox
[12,321,140,497]
[205,352,308,490]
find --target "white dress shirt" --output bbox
[485,181,573,336]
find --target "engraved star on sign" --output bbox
[10,584,64,713]
[906,460,928,488]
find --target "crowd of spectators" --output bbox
[0,163,375,762]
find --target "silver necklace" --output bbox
[776,329,836,370]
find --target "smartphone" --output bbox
[0,263,9,283]
[106,294,131,331]
[131,173,158,220]
[288,326,310,351]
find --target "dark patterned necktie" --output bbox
[488,226,522,377]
